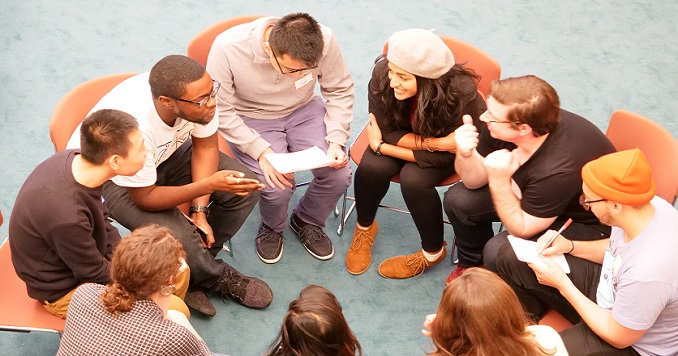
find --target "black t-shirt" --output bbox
[477,109,616,223]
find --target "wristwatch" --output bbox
[189,205,210,217]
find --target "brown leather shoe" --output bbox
[378,242,447,279]
[345,221,379,275]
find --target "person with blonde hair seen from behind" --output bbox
[266,285,362,356]
[423,268,567,356]
[497,149,678,355]
[346,28,486,279]
[58,225,224,356]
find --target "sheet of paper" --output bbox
[263,146,333,174]
[507,235,570,274]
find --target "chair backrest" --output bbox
[605,110,678,204]
[187,15,267,67]
[49,72,137,152]
[383,35,501,96]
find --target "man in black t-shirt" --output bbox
[443,75,615,285]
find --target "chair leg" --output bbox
[222,239,233,257]
[336,188,355,236]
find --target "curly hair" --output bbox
[371,55,480,141]
[100,224,185,315]
[429,268,548,356]
[267,285,362,356]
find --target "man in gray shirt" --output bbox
[207,13,353,264]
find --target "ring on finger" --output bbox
[236,178,241,184]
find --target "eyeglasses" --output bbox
[579,194,607,211]
[270,46,317,75]
[172,80,221,108]
[482,110,513,125]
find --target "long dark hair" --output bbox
[267,285,362,356]
[371,55,480,140]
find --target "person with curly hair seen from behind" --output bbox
[422,268,567,356]
[266,285,362,356]
[345,28,486,279]
[57,225,225,356]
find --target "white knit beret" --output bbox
[386,29,455,79]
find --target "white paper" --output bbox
[263,146,333,174]
[507,235,570,273]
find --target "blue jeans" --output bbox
[229,97,352,232]
[102,141,259,290]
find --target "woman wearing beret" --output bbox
[345,28,486,279]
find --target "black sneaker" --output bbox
[216,263,273,309]
[184,287,216,317]
[289,213,334,260]
[255,222,283,264]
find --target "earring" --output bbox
[159,284,176,297]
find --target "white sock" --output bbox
[422,248,443,262]
[356,223,370,230]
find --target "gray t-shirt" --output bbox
[596,197,678,356]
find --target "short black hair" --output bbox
[80,109,139,165]
[148,55,205,99]
[269,13,324,65]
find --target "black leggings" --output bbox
[354,147,455,252]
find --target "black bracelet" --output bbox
[567,240,575,254]
[375,141,385,156]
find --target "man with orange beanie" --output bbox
[496,149,678,355]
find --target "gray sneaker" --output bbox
[216,263,273,309]
[289,214,334,260]
[255,223,283,264]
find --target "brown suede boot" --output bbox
[345,221,379,275]
[378,242,447,279]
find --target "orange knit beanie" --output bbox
[581,149,655,205]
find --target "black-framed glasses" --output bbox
[172,80,221,108]
[270,46,317,75]
[579,194,607,211]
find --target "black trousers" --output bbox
[354,147,455,252]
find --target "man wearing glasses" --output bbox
[67,55,272,317]
[207,13,353,264]
[442,75,615,284]
[497,149,678,355]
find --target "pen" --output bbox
[537,218,573,257]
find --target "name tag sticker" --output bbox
[294,72,314,90]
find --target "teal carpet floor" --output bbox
[1,1,677,355]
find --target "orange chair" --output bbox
[336,35,501,236]
[187,15,267,67]
[49,73,137,152]
[0,238,66,333]
[605,109,678,204]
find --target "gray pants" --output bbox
[228,97,352,233]
[103,141,259,290]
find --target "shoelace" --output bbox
[406,253,429,277]
[219,270,245,302]
[300,225,325,243]
[349,229,372,251]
